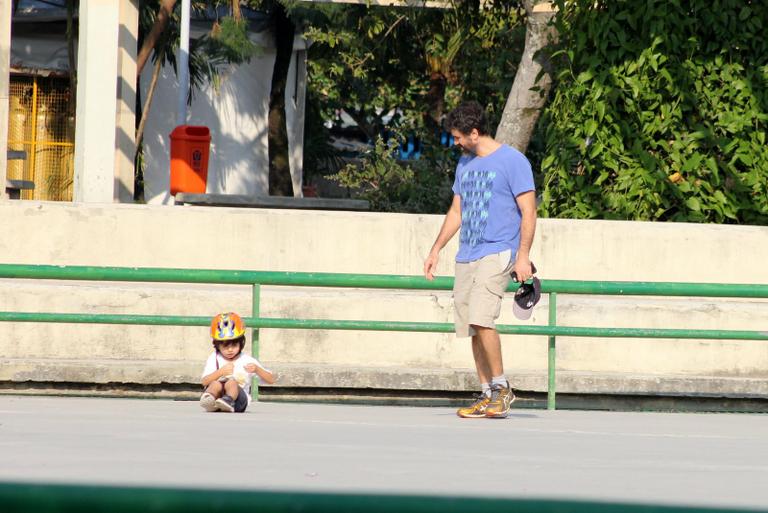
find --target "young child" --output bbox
[200,312,276,413]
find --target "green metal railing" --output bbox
[3,482,765,513]
[1,263,767,409]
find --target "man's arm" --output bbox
[423,194,461,280]
[513,190,537,282]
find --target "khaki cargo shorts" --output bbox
[453,250,513,337]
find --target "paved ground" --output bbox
[1,396,767,510]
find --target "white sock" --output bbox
[491,375,507,388]
[481,383,491,397]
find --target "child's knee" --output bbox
[206,381,223,394]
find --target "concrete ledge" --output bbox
[3,359,766,399]
[271,364,768,399]
[0,358,198,385]
[174,193,370,211]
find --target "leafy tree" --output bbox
[304,4,429,140]
[495,0,558,153]
[332,134,457,213]
[541,0,768,223]
[304,0,526,212]
[246,0,325,196]
[137,0,178,77]
[263,0,297,196]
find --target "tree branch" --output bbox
[495,0,558,152]
[135,55,164,160]
[137,0,177,77]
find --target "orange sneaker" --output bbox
[485,382,515,418]
[457,393,491,418]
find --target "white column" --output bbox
[113,0,139,202]
[0,1,11,200]
[177,0,190,126]
[73,0,120,203]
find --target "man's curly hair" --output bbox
[445,101,489,136]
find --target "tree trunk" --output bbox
[495,1,558,153]
[135,55,164,159]
[268,3,295,197]
[136,0,177,77]
[424,71,447,133]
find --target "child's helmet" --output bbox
[210,312,246,342]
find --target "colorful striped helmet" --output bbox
[210,312,246,342]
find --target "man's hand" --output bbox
[423,251,439,280]
[514,190,536,282]
[423,195,461,281]
[513,256,533,283]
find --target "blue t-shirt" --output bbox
[451,144,535,263]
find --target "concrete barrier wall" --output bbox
[1,201,767,398]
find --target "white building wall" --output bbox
[140,36,307,205]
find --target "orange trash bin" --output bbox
[169,125,211,195]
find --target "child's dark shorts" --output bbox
[234,386,248,413]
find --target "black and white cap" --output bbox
[511,263,541,321]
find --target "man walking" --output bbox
[424,101,536,418]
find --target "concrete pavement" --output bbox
[0,396,766,510]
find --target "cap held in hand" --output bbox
[511,263,541,321]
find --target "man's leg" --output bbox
[478,326,515,418]
[471,332,494,401]
[457,338,493,418]
[456,328,499,419]
[471,334,492,383]
[473,325,503,378]
[468,253,515,418]
[455,262,496,418]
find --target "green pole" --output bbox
[548,292,557,410]
[251,283,261,402]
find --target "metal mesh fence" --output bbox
[7,75,75,201]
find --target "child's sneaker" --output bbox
[215,395,235,413]
[199,392,217,412]
[485,382,515,418]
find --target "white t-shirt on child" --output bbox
[201,351,270,399]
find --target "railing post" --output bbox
[547,292,557,410]
[251,283,261,401]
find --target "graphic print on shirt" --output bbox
[460,168,496,248]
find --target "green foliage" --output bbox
[303,1,525,213]
[139,1,261,97]
[331,135,457,213]
[211,16,258,63]
[303,0,525,131]
[542,0,768,224]
[302,94,347,180]
[304,4,432,138]
[444,1,526,126]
